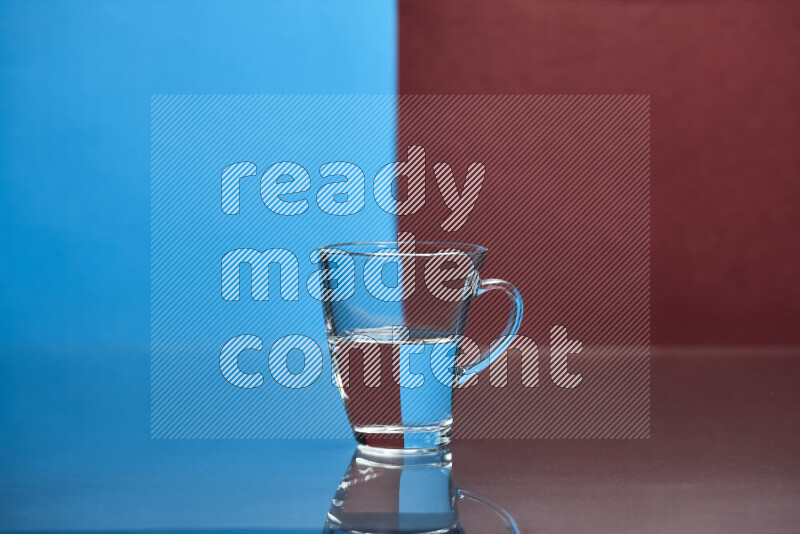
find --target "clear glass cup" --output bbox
[318,241,523,451]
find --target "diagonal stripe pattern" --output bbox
[152,94,649,440]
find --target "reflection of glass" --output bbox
[323,446,519,534]
[319,242,523,451]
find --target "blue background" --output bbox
[0,0,396,530]
[150,95,396,439]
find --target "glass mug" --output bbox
[318,241,523,450]
[324,446,520,534]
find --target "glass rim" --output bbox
[318,240,488,258]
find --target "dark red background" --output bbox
[398,0,800,346]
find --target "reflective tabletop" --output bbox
[2,349,798,533]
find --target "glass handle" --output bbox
[457,278,523,387]
[457,488,521,533]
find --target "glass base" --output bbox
[352,422,452,452]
